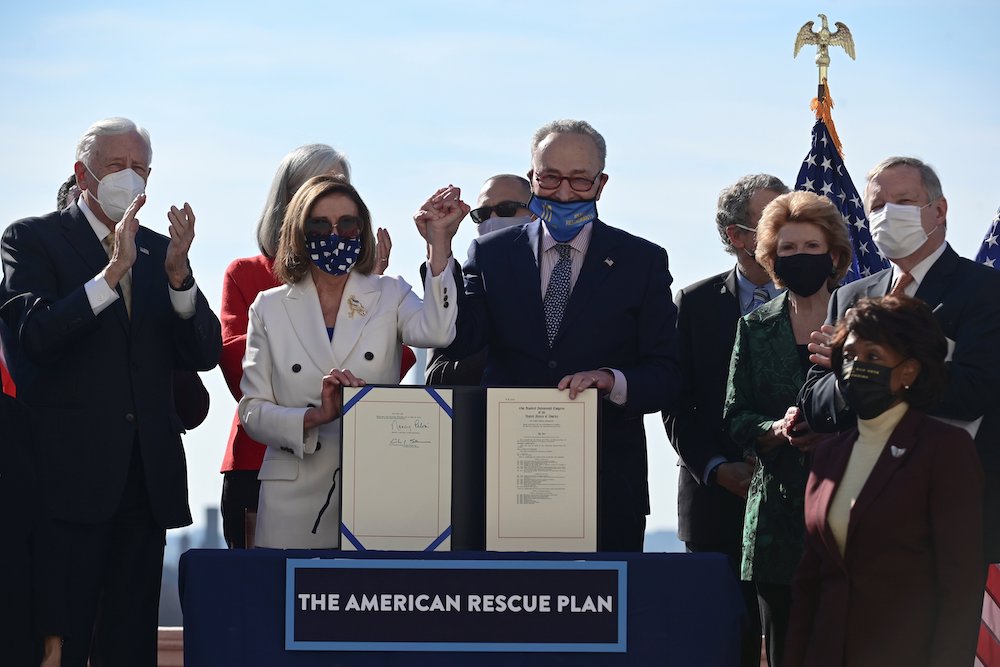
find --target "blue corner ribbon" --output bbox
[424,526,452,552]
[423,387,454,418]
[339,522,367,551]
[340,385,375,416]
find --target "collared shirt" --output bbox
[531,219,593,296]
[889,241,948,297]
[78,197,198,319]
[734,268,782,316]
[525,220,626,405]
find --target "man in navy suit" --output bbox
[435,119,680,551]
[799,156,1000,564]
[664,173,788,665]
[0,117,221,666]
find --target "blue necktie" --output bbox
[543,244,573,346]
[748,286,769,312]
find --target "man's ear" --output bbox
[594,173,609,201]
[73,161,90,190]
[725,225,745,250]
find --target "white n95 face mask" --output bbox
[869,202,935,260]
[86,165,146,222]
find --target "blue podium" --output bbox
[179,549,744,666]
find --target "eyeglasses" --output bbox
[533,172,602,192]
[731,223,757,237]
[305,215,362,240]
[470,201,529,224]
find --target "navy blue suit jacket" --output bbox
[798,243,1000,560]
[0,204,222,529]
[446,220,681,534]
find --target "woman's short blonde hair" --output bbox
[273,175,376,285]
[755,191,853,290]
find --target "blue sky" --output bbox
[3,1,998,536]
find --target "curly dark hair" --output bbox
[830,295,948,410]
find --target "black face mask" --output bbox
[773,253,833,297]
[838,359,904,420]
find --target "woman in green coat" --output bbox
[724,191,853,667]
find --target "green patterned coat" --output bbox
[723,292,809,585]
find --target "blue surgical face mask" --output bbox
[307,234,361,276]
[528,194,597,242]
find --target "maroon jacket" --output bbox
[785,408,984,667]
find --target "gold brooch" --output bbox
[347,295,367,318]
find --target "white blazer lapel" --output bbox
[331,271,382,366]
[281,273,336,374]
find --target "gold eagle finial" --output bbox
[794,14,856,101]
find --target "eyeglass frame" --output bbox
[532,171,603,193]
[304,214,363,240]
[470,200,530,224]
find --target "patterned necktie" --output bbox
[748,286,770,312]
[543,243,573,347]
[102,235,132,317]
[890,272,914,296]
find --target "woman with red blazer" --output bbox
[785,295,984,667]
[219,144,414,548]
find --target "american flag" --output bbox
[794,119,889,283]
[975,207,1000,667]
[974,207,1000,268]
[978,564,1000,666]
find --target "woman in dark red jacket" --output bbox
[785,295,984,666]
[219,144,414,548]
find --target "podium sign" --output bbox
[286,559,626,652]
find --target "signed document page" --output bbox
[486,388,597,552]
[340,386,453,551]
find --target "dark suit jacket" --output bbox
[785,408,984,667]
[0,203,222,529]
[663,268,748,546]
[0,393,44,665]
[798,244,1000,560]
[446,220,680,539]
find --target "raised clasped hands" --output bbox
[557,369,615,400]
[165,202,196,289]
[414,185,469,276]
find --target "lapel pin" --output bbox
[347,295,367,318]
[890,446,907,458]
[139,247,149,255]
[604,258,614,267]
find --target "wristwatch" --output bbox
[175,271,195,291]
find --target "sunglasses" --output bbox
[470,201,529,224]
[305,215,362,240]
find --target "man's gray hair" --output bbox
[256,144,351,258]
[866,156,944,202]
[530,119,607,171]
[716,174,790,254]
[75,117,152,167]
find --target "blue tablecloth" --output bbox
[179,549,744,666]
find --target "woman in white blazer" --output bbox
[239,175,467,548]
